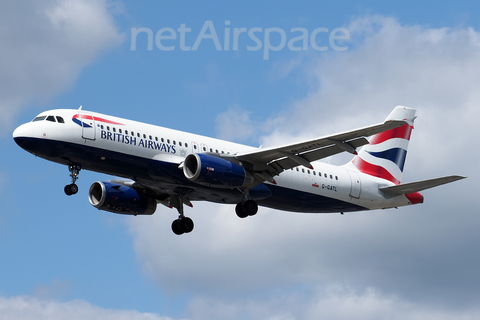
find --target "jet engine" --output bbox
[183,153,254,188]
[88,181,157,215]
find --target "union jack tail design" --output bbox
[351,106,417,185]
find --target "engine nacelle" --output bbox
[183,153,254,188]
[88,181,157,215]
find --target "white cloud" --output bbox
[128,15,479,319]
[129,195,480,305]
[0,296,172,320]
[0,0,123,135]
[4,290,480,320]
[215,105,256,143]
[186,286,480,320]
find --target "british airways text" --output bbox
[100,130,176,154]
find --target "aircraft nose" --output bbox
[13,123,34,149]
[13,123,32,139]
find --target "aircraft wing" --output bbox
[230,120,408,182]
[379,175,466,195]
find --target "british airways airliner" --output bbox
[13,106,465,235]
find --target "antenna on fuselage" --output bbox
[78,105,83,111]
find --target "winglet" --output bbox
[385,105,416,126]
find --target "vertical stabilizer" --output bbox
[350,106,416,184]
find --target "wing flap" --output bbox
[379,175,466,195]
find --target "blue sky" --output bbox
[1,1,480,319]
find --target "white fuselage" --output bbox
[13,109,415,213]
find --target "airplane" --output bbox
[13,105,465,235]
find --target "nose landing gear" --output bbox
[64,164,81,196]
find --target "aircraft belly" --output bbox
[258,184,367,213]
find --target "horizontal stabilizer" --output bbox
[379,175,466,195]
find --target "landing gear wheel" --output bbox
[65,164,81,196]
[64,184,78,196]
[171,217,195,235]
[236,200,258,218]
[172,219,184,235]
[69,184,78,194]
[243,200,258,216]
[236,203,248,218]
[180,217,194,233]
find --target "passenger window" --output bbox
[143,134,146,138]
[155,137,158,141]
[313,171,316,175]
[210,148,213,152]
[296,168,299,172]
[46,115,56,122]
[149,135,152,140]
[113,127,116,132]
[335,176,338,180]
[203,147,206,152]
[131,131,134,136]
[101,125,104,130]
[185,143,188,148]
[161,138,164,142]
[302,169,305,173]
[216,149,219,153]
[32,116,46,122]
[137,133,140,137]
[56,116,65,123]
[107,126,110,131]
[330,175,333,179]
[125,130,128,135]
[179,142,182,146]
[167,139,170,144]
[173,141,176,145]
[324,173,327,178]
[119,129,122,134]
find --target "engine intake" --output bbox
[88,181,157,215]
[183,153,254,188]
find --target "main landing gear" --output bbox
[172,217,194,235]
[170,195,194,235]
[235,200,258,218]
[64,164,81,196]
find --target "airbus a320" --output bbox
[13,106,465,235]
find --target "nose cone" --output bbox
[13,123,35,151]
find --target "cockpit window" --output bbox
[56,116,65,123]
[32,116,46,122]
[46,115,56,122]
